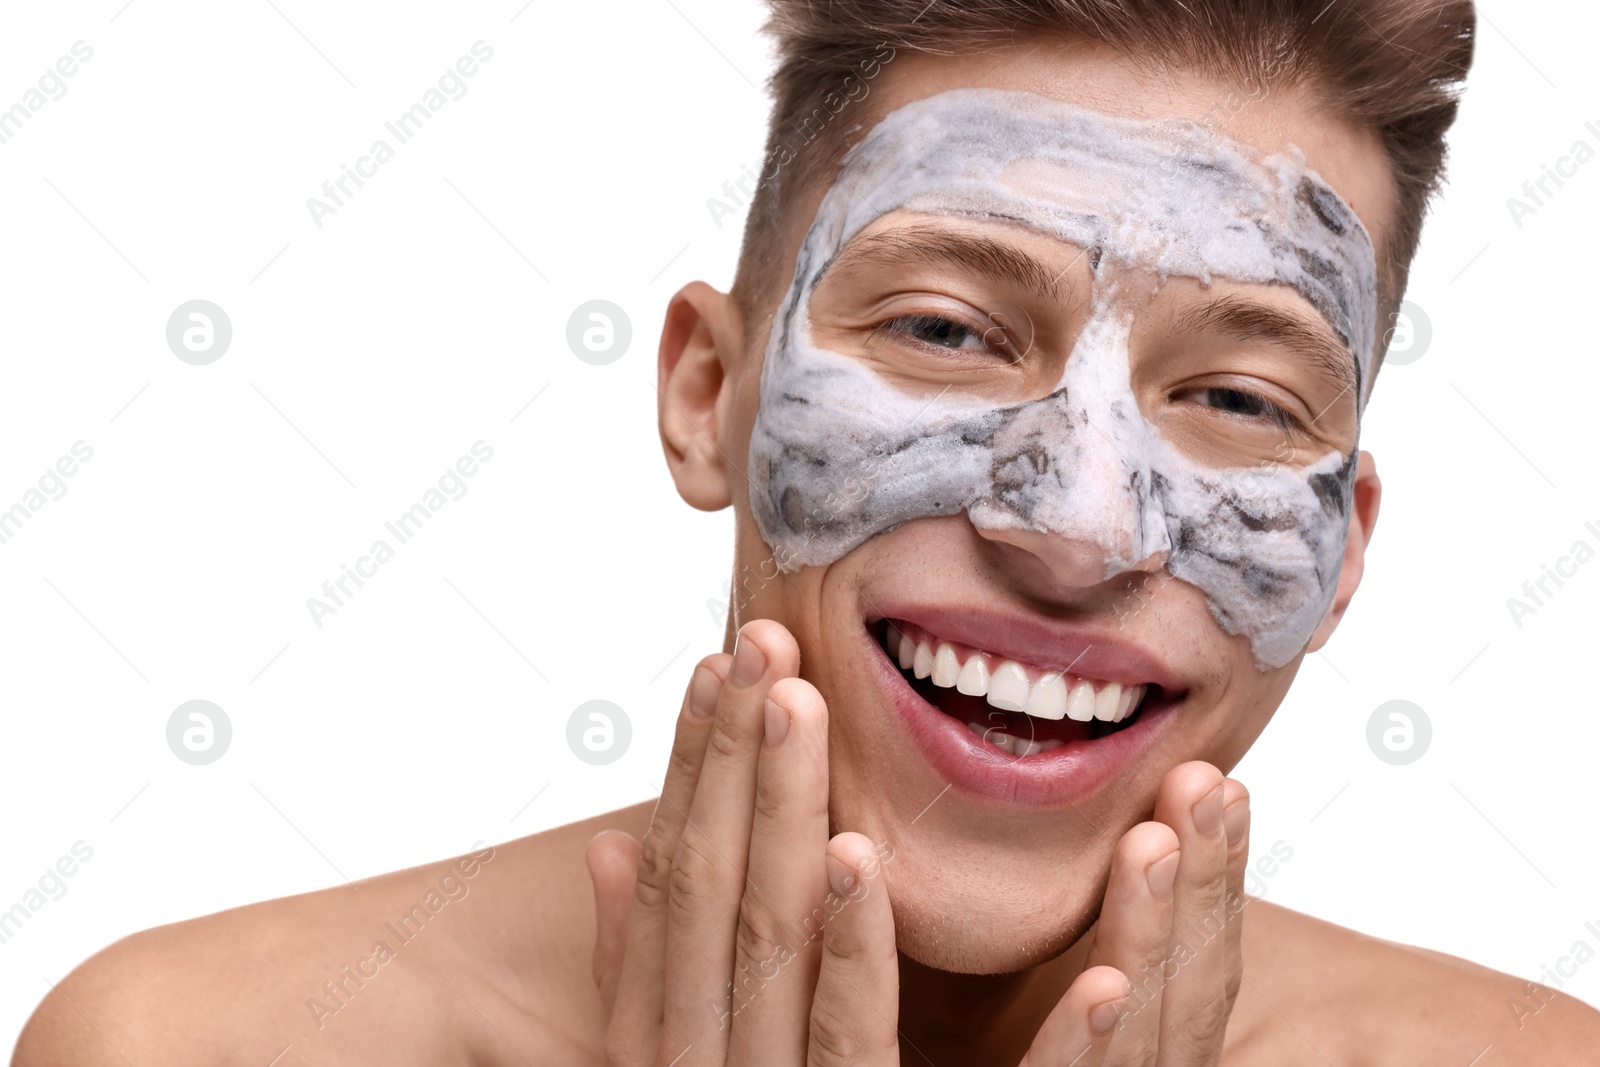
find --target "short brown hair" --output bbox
[732,0,1476,366]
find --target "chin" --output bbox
[882,850,1110,974]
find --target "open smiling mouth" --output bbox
[859,603,1190,805]
[874,618,1157,757]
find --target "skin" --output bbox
[14,32,1600,1067]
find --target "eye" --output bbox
[872,309,1031,366]
[1185,386,1305,434]
[880,313,987,351]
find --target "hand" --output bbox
[585,619,904,1065]
[1021,763,1252,1065]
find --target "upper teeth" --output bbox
[888,622,1145,724]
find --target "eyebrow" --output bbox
[1171,293,1358,400]
[832,223,1068,302]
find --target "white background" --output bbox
[1,0,1597,1053]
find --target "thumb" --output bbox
[584,828,640,1018]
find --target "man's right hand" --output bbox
[585,619,904,1064]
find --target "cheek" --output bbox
[1157,448,1357,669]
[1204,663,1298,767]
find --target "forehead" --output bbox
[766,39,1396,348]
[856,39,1395,250]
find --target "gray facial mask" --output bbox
[746,88,1379,670]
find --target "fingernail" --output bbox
[731,631,767,687]
[1192,785,1224,836]
[1223,800,1250,848]
[1145,850,1179,902]
[688,666,720,719]
[1089,995,1128,1034]
[764,696,790,747]
[826,853,858,897]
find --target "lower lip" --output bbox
[861,621,1179,809]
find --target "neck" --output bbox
[895,928,1094,1063]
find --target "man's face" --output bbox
[665,36,1391,974]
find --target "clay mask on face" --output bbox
[746,88,1379,670]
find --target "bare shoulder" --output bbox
[1225,899,1600,1065]
[12,803,651,1067]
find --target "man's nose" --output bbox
[966,422,1172,586]
[973,521,1169,590]
[963,378,1171,587]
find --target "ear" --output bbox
[1306,450,1382,653]
[657,281,743,511]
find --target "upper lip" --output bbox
[864,600,1187,693]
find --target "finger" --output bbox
[608,652,730,1064]
[1081,820,1180,1061]
[1020,965,1131,1067]
[659,620,800,1063]
[1152,761,1232,1063]
[726,676,831,1062]
[1220,779,1251,1009]
[808,832,900,1067]
[586,829,640,1018]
